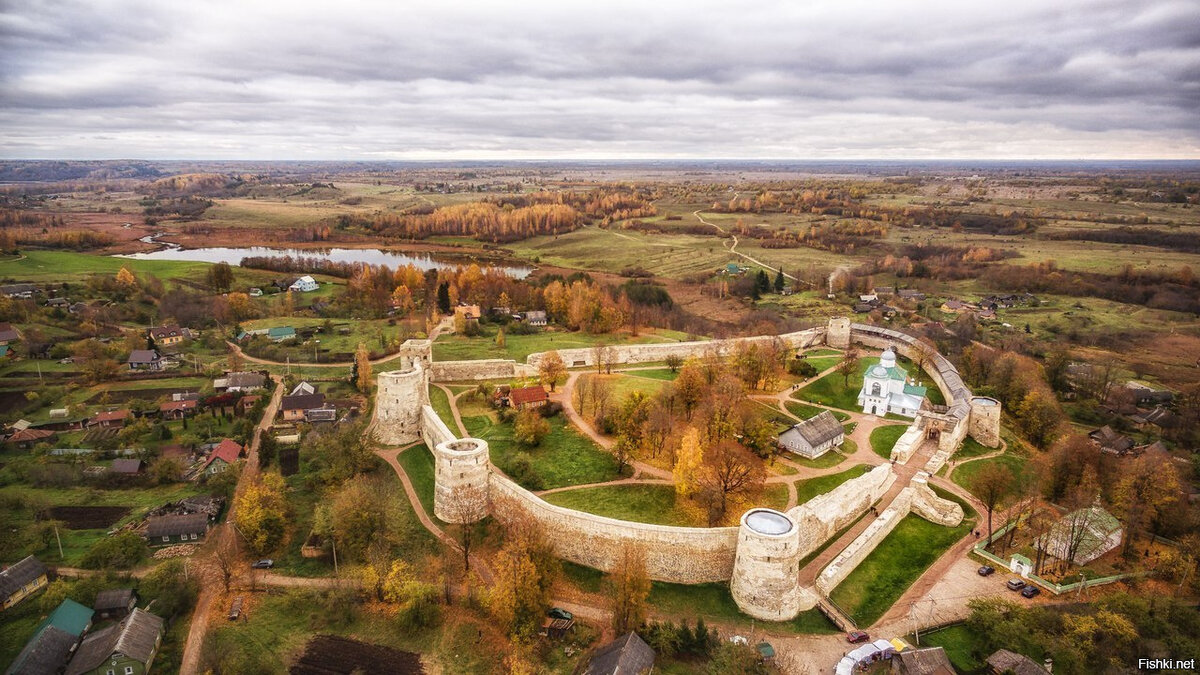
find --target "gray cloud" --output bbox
[1,0,1198,159]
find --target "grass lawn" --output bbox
[830,487,976,626]
[428,386,456,431]
[649,581,837,634]
[786,449,848,470]
[395,444,437,518]
[761,484,790,511]
[952,452,1032,498]
[580,372,667,402]
[2,250,213,282]
[431,325,689,362]
[543,484,703,527]
[953,436,998,461]
[462,413,621,490]
[804,348,842,358]
[916,624,986,672]
[784,401,850,422]
[793,361,869,411]
[804,356,842,372]
[869,424,909,460]
[794,464,873,505]
[622,368,680,381]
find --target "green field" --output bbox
[952,452,1031,498]
[621,368,680,381]
[395,444,437,520]
[646,580,838,634]
[794,464,873,505]
[830,487,975,626]
[794,361,869,411]
[427,386,457,432]
[462,413,621,490]
[869,424,909,459]
[916,624,986,672]
[784,401,851,422]
[0,250,212,282]
[786,448,849,470]
[543,483,702,527]
[953,436,998,461]
[432,325,689,363]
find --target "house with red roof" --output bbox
[508,385,548,410]
[201,439,242,476]
[87,409,131,428]
[159,399,198,420]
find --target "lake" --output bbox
[116,244,532,278]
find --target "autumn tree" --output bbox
[495,327,506,349]
[207,261,234,292]
[665,354,683,373]
[974,463,1016,542]
[514,407,550,447]
[838,347,860,388]
[1016,390,1062,449]
[488,520,558,637]
[1112,450,1181,556]
[609,543,651,635]
[353,342,372,392]
[538,350,566,391]
[697,440,766,525]
[674,427,704,498]
[234,472,288,556]
[330,475,387,560]
[115,266,138,289]
[444,484,488,574]
[674,362,706,420]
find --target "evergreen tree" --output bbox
[774,268,785,293]
[436,282,451,314]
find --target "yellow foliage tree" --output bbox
[674,427,704,498]
[234,472,288,556]
[487,544,543,636]
[538,350,566,391]
[115,266,137,287]
[354,342,372,392]
[391,285,415,315]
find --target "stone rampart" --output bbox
[430,359,518,382]
[788,464,896,556]
[910,477,964,527]
[816,487,917,595]
[525,328,825,370]
[890,425,926,464]
[488,473,739,584]
[420,405,456,449]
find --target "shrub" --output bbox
[788,358,818,378]
[514,408,550,447]
[507,454,543,491]
[538,401,564,418]
[81,531,148,570]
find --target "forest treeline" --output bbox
[1044,226,1200,253]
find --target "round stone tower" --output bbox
[827,317,851,349]
[374,359,429,445]
[730,508,808,621]
[968,396,1002,448]
[433,438,491,523]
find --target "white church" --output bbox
[857,347,927,417]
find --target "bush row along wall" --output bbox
[488,472,740,584]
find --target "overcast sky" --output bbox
[2,0,1198,160]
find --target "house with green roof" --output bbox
[1043,505,1123,565]
[6,599,94,675]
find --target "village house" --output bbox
[87,409,131,429]
[523,310,548,327]
[213,371,266,392]
[126,349,162,371]
[1087,425,1135,455]
[0,322,21,345]
[7,598,94,675]
[874,286,895,297]
[64,607,164,675]
[4,427,58,449]
[986,649,1048,675]
[857,348,927,418]
[290,381,317,396]
[148,325,190,347]
[939,299,974,314]
[289,275,319,292]
[454,303,482,321]
[159,399,198,420]
[45,296,70,308]
[584,632,655,675]
[144,513,209,546]
[897,289,926,301]
[305,406,338,423]
[777,410,845,459]
[280,392,327,422]
[111,458,143,476]
[0,555,49,609]
[891,646,955,675]
[508,385,548,410]
[1130,406,1178,432]
[201,439,242,476]
[94,589,138,620]
[0,283,36,298]
[235,395,262,416]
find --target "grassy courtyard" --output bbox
[431,325,690,362]
[869,424,910,459]
[784,401,851,422]
[461,412,622,490]
[542,484,703,527]
[952,452,1032,498]
[830,487,976,626]
[794,464,873,505]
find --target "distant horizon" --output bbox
[4,157,1200,166]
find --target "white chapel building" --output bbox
[857,347,927,417]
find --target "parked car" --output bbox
[1021,585,1041,599]
[1006,579,1027,591]
[977,565,995,576]
[846,631,870,644]
[547,607,573,621]
[251,559,274,569]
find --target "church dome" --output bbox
[868,365,889,379]
[879,348,897,368]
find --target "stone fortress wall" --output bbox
[374,317,994,621]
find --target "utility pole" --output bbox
[331,536,338,577]
[53,524,64,559]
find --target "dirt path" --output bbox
[179,378,284,675]
[535,477,673,497]
[434,383,470,436]
[554,370,672,480]
[692,208,798,282]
